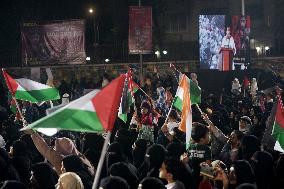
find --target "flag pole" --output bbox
[92,130,111,189]
[2,69,27,126]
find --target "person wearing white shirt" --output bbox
[220,27,236,70]
[221,27,236,55]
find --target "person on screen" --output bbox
[221,27,236,55]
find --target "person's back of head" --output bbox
[62,154,87,173]
[0,180,27,189]
[233,160,255,185]
[106,142,125,170]
[56,172,84,189]
[166,142,185,160]
[138,177,166,189]
[31,162,58,189]
[146,144,166,168]
[251,151,275,189]
[109,162,138,189]
[236,183,257,189]
[239,135,260,160]
[132,139,148,168]
[99,176,130,189]
[191,122,210,144]
[160,158,181,182]
[11,140,28,157]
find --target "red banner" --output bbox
[21,20,86,66]
[129,6,152,54]
[231,16,251,63]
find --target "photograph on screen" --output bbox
[199,15,225,69]
[231,15,251,64]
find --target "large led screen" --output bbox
[199,15,225,69]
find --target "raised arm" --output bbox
[202,113,228,144]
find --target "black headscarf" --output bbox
[233,160,255,185]
[251,151,275,189]
[99,176,130,189]
[62,154,93,189]
[138,177,166,189]
[109,162,139,189]
[31,162,59,189]
[132,139,147,168]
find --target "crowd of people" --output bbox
[0,69,284,189]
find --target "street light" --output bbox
[89,8,94,14]
[162,50,167,55]
[86,57,91,61]
[265,46,270,51]
[105,58,110,63]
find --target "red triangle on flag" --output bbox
[2,70,18,95]
[92,74,126,131]
[276,98,284,129]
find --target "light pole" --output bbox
[138,0,143,86]
[88,7,100,63]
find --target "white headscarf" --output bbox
[56,172,84,189]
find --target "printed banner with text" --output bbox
[231,16,251,64]
[129,6,152,54]
[21,20,86,66]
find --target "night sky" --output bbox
[0,0,132,52]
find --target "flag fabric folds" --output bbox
[22,74,126,133]
[272,96,284,152]
[173,74,192,148]
[118,71,138,123]
[2,70,60,103]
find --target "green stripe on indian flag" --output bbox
[173,86,184,111]
[14,78,60,103]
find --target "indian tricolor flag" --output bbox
[2,70,60,103]
[22,74,126,133]
[173,74,192,148]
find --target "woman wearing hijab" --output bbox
[30,162,59,189]
[132,139,148,169]
[62,155,93,189]
[109,162,139,189]
[30,132,94,175]
[0,148,20,182]
[9,140,31,186]
[55,172,84,189]
[251,151,276,189]
[228,160,255,189]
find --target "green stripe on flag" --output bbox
[272,122,284,150]
[119,113,128,123]
[173,97,183,112]
[26,109,104,133]
[15,88,60,103]
[189,80,201,104]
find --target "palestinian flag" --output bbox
[272,96,284,152]
[2,70,60,103]
[173,74,192,148]
[262,96,284,153]
[118,71,139,123]
[22,74,126,133]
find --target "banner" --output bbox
[129,6,152,54]
[21,20,86,65]
[231,16,251,64]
